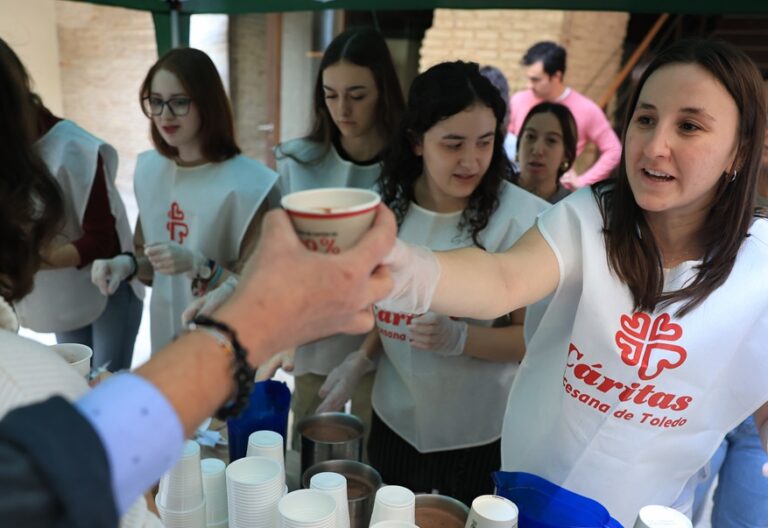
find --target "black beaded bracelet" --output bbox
[119,252,138,282]
[189,314,255,420]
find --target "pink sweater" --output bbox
[509,88,622,186]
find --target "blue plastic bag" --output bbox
[226,379,291,462]
[493,471,623,528]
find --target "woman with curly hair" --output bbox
[319,61,547,504]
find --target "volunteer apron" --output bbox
[500,188,768,526]
[15,120,143,333]
[373,181,549,452]
[275,138,381,375]
[134,151,277,352]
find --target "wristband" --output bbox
[119,252,138,282]
[188,314,255,420]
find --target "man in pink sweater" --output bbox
[509,41,621,189]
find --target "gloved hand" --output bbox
[255,349,295,381]
[316,350,376,413]
[91,255,135,295]
[145,242,207,277]
[181,275,238,325]
[409,312,468,357]
[377,239,441,314]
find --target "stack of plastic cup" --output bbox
[370,522,420,528]
[369,486,416,525]
[246,430,285,470]
[634,505,693,528]
[226,455,284,528]
[155,440,207,528]
[309,471,350,528]
[278,489,337,528]
[465,495,519,528]
[201,458,228,528]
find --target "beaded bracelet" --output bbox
[119,252,138,282]
[188,314,255,420]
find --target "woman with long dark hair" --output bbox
[379,39,768,524]
[92,48,277,354]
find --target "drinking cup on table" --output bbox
[310,471,351,528]
[465,495,518,528]
[281,188,381,253]
[634,505,693,528]
[246,429,284,470]
[156,440,204,512]
[226,456,284,528]
[200,458,228,526]
[370,522,420,528]
[49,343,92,377]
[370,485,416,524]
[155,495,206,528]
[278,489,337,528]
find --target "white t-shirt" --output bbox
[275,138,382,376]
[501,187,768,526]
[373,181,549,452]
[135,151,277,352]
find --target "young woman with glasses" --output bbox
[92,47,277,354]
[0,38,143,372]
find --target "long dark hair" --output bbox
[140,48,240,163]
[277,27,405,164]
[517,102,578,178]
[0,38,64,303]
[379,61,510,248]
[596,39,766,316]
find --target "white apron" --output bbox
[275,138,382,375]
[501,188,768,526]
[15,120,142,332]
[373,181,549,452]
[134,151,277,352]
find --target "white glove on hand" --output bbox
[316,350,376,413]
[181,276,238,325]
[91,255,135,296]
[376,239,440,314]
[144,242,206,277]
[409,312,468,357]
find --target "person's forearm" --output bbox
[41,243,81,269]
[464,323,525,363]
[361,329,383,361]
[576,128,622,187]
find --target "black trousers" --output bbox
[367,411,501,507]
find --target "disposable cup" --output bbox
[370,523,420,528]
[201,458,227,525]
[634,505,693,528]
[465,495,518,528]
[278,489,337,528]
[157,440,204,511]
[370,485,416,525]
[246,430,284,470]
[310,471,350,528]
[49,343,92,377]
[226,456,284,528]
[155,494,206,528]
[281,188,380,253]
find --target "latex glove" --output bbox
[377,239,440,314]
[91,255,135,295]
[409,313,468,357]
[144,242,206,277]
[181,276,238,325]
[255,349,295,381]
[316,350,376,413]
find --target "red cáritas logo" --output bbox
[615,313,687,380]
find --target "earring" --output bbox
[730,170,738,183]
[561,161,570,171]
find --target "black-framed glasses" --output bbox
[141,96,193,117]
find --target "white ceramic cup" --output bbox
[49,343,92,377]
[465,495,518,528]
[281,188,381,254]
[634,505,693,528]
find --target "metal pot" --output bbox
[297,412,364,474]
[415,493,470,528]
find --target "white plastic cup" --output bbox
[155,494,207,528]
[157,440,204,511]
[310,471,350,528]
[226,456,284,528]
[246,430,284,470]
[278,489,337,528]
[200,458,228,526]
[634,505,693,528]
[370,522,420,528]
[281,188,381,254]
[370,485,416,525]
[465,495,518,528]
[49,343,92,377]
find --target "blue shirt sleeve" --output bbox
[74,373,184,515]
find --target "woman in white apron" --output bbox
[379,40,768,526]
[92,48,277,354]
[516,102,577,205]
[321,61,548,504]
[272,28,405,449]
[0,38,143,372]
